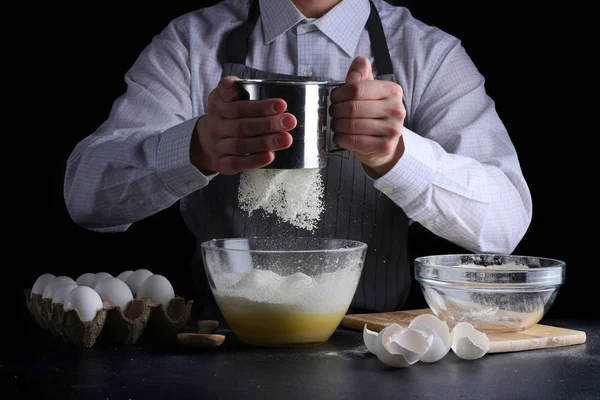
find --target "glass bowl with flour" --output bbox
[415,254,566,332]
[201,237,367,346]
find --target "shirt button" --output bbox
[187,180,201,190]
[303,69,313,77]
[424,219,436,225]
[380,186,393,195]
[144,204,153,211]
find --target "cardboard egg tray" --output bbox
[24,289,193,348]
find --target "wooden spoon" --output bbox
[177,333,226,349]
[197,320,219,334]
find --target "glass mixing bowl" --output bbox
[414,254,566,333]
[201,237,367,346]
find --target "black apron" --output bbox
[183,0,412,316]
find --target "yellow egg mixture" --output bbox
[216,295,347,346]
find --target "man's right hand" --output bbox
[191,76,296,175]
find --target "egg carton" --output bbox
[24,289,193,348]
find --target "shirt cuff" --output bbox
[373,127,438,216]
[155,117,214,197]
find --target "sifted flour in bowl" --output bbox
[214,261,362,346]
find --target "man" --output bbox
[64,0,532,313]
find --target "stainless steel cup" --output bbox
[235,79,345,169]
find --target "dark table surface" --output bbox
[2,316,599,400]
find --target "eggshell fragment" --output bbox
[374,323,432,368]
[363,324,379,354]
[451,322,490,360]
[408,314,453,363]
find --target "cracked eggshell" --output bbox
[363,324,379,354]
[374,323,432,368]
[451,322,490,360]
[408,314,453,363]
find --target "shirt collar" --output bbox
[259,0,371,57]
[259,0,305,44]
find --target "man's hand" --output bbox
[191,76,296,175]
[330,56,406,177]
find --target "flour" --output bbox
[237,168,324,231]
[453,263,530,270]
[314,347,370,360]
[215,261,362,315]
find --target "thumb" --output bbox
[217,75,241,102]
[346,56,374,84]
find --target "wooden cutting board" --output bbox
[341,309,587,353]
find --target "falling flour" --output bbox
[237,168,324,231]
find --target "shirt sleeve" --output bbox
[374,41,533,254]
[63,21,214,232]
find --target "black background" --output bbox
[10,0,595,344]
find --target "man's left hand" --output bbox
[330,56,406,177]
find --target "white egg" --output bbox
[95,272,113,282]
[116,270,134,282]
[373,323,432,368]
[125,269,154,296]
[94,277,133,311]
[363,324,379,354]
[137,274,175,307]
[51,284,78,305]
[76,272,98,288]
[31,273,55,297]
[64,286,104,322]
[408,314,453,363]
[451,322,490,360]
[42,276,77,299]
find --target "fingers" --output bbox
[215,97,288,119]
[217,76,242,102]
[216,113,296,138]
[212,131,293,174]
[333,134,396,156]
[213,132,293,156]
[331,118,401,139]
[218,152,276,175]
[329,99,401,119]
[346,55,374,83]
[331,79,403,103]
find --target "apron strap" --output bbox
[366,0,394,76]
[225,0,261,64]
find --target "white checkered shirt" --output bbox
[64,0,533,254]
